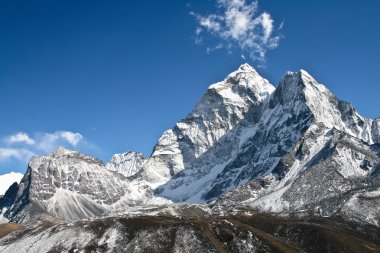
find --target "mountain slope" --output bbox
[106,152,147,177]
[141,64,275,185]
[214,127,379,224]
[1,213,379,253]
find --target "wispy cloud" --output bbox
[36,131,83,152]
[0,131,85,164]
[6,132,35,145]
[0,148,35,162]
[190,0,282,65]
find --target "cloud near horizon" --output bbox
[0,131,84,163]
[0,148,35,163]
[191,0,282,65]
[6,132,36,145]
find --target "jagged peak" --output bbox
[277,69,331,99]
[48,147,103,164]
[275,69,334,112]
[109,151,147,160]
[283,69,316,83]
[207,64,274,103]
[237,63,258,73]
[226,63,262,82]
[51,146,77,157]
[274,69,374,143]
[27,147,105,174]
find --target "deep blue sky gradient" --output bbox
[1,0,379,173]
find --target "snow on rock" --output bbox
[0,208,9,223]
[340,188,380,226]
[217,126,380,223]
[0,222,94,253]
[1,213,379,252]
[106,152,147,177]
[141,63,275,184]
[297,70,374,143]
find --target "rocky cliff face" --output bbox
[0,182,19,223]
[214,127,379,224]
[3,148,120,222]
[106,152,147,177]
[141,64,275,184]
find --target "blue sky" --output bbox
[1,0,379,174]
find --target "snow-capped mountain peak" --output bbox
[233,63,262,77]
[51,146,78,157]
[141,64,276,185]
[273,69,374,143]
[208,63,274,105]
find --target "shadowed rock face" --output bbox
[0,183,19,211]
[1,213,379,253]
[372,118,380,143]
[214,127,380,224]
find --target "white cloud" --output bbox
[201,16,221,32]
[59,131,82,146]
[278,20,285,30]
[1,131,84,163]
[260,12,273,43]
[37,131,83,152]
[191,0,282,64]
[7,132,35,145]
[206,43,223,54]
[0,148,35,162]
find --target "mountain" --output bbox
[141,64,275,185]
[0,147,168,223]
[144,68,378,209]
[210,71,379,226]
[0,172,23,196]
[0,64,379,252]
[143,66,378,225]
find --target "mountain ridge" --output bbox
[0,64,378,229]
